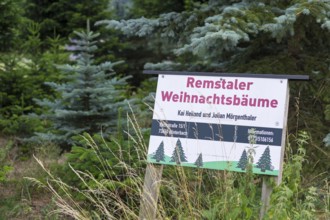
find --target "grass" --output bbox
[21,111,330,219]
[0,140,63,219]
[1,107,328,219]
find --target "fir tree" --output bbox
[170,139,187,164]
[0,21,67,136]
[236,149,248,171]
[35,23,131,146]
[256,146,273,172]
[194,153,203,168]
[152,141,165,162]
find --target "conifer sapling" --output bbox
[35,22,131,146]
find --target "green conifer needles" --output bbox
[35,28,131,146]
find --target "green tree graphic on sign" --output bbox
[236,149,248,170]
[194,153,203,168]
[152,141,165,162]
[170,139,187,164]
[256,146,273,172]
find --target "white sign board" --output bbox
[147,74,289,176]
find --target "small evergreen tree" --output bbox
[194,153,203,168]
[152,141,165,162]
[0,21,68,136]
[35,23,131,146]
[236,149,248,171]
[0,0,23,52]
[256,146,273,172]
[170,139,187,164]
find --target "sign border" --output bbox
[143,70,309,81]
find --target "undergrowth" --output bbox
[26,114,329,220]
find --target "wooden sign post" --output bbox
[139,70,308,220]
[260,82,290,219]
[139,164,163,220]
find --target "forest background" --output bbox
[0,0,329,219]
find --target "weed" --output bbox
[25,123,329,219]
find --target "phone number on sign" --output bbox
[256,136,274,143]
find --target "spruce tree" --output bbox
[170,139,187,164]
[152,141,165,162]
[35,23,131,146]
[256,146,273,172]
[194,153,203,168]
[236,149,248,171]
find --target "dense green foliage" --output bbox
[98,0,330,173]
[130,0,186,18]
[0,20,67,136]
[0,0,329,219]
[0,0,23,52]
[24,0,112,42]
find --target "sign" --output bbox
[147,74,289,176]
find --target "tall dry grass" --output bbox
[25,112,329,219]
